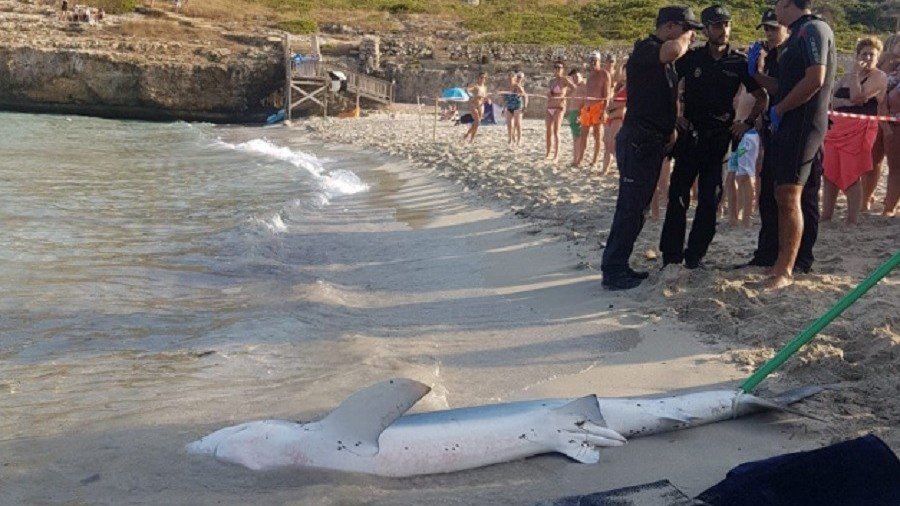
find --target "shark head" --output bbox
[187,379,431,471]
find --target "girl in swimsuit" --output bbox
[464,73,488,143]
[546,62,570,162]
[503,72,527,147]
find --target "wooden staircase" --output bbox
[283,33,393,121]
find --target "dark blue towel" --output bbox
[698,434,900,506]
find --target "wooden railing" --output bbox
[289,60,393,105]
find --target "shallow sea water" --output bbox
[2,112,676,504]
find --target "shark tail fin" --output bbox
[551,395,626,464]
[320,378,430,457]
[742,386,827,422]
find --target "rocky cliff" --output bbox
[0,2,284,123]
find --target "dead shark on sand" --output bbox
[186,378,821,477]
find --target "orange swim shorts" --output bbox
[579,100,607,128]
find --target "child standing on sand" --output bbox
[727,128,760,227]
[464,73,488,144]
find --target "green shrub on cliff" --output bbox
[256,0,893,49]
[278,17,319,34]
[92,0,137,14]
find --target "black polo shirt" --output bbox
[624,34,679,136]
[774,14,835,124]
[676,44,760,130]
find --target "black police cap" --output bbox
[656,6,704,29]
[701,5,731,25]
[757,9,780,29]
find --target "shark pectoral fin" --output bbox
[320,378,431,456]
[558,438,602,464]
[552,396,623,463]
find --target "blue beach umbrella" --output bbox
[440,87,470,102]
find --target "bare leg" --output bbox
[725,171,738,226]
[601,122,616,175]
[575,132,588,167]
[651,158,671,222]
[862,128,885,212]
[506,112,514,145]
[590,125,602,167]
[469,112,481,142]
[844,180,862,225]
[515,112,523,146]
[883,126,900,216]
[764,184,804,291]
[737,174,754,227]
[821,179,838,222]
[552,110,564,162]
[545,115,553,159]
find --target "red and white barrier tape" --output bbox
[829,111,900,123]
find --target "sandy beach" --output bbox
[302,111,900,450]
[0,111,896,505]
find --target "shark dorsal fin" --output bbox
[319,378,430,456]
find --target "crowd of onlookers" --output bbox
[452,30,898,223]
[58,1,104,23]
[57,0,188,21]
[447,2,897,291]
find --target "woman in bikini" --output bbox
[545,61,570,162]
[464,73,488,143]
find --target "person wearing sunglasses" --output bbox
[600,5,699,290]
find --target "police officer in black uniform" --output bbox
[601,6,700,290]
[659,5,767,270]
[742,8,824,275]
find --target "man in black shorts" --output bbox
[761,0,835,290]
[743,9,822,275]
[659,5,766,270]
[601,6,700,290]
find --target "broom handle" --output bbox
[740,250,900,393]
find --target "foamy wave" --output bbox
[255,213,287,234]
[219,138,368,199]
[323,169,368,196]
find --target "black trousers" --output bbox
[601,122,666,274]
[751,148,822,271]
[659,128,732,265]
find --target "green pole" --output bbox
[740,250,900,393]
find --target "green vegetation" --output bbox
[93,0,138,14]
[278,17,319,34]
[254,0,895,50]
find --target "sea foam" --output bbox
[222,138,368,200]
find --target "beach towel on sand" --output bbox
[823,115,879,191]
